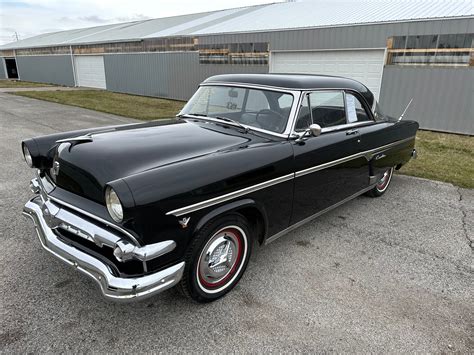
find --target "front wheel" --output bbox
[179,214,253,303]
[366,167,394,197]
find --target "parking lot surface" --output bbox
[1,92,472,353]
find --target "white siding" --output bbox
[74,56,106,89]
[270,49,385,100]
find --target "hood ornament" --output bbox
[56,135,93,144]
[56,134,93,151]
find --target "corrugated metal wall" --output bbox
[0,58,6,79]
[104,52,268,101]
[16,55,75,86]
[379,67,473,135]
[198,18,473,50]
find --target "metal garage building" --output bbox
[0,0,473,134]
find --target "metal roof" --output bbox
[2,0,473,50]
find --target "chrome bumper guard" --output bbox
[23,194,185,302]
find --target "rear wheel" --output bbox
[366,167,394,197]
[180,214,253,303]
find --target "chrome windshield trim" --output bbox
[166,136,415,217]
[166,173,295,217]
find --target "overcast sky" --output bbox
[0,0,282,45]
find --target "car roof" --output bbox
[202,73,375,108]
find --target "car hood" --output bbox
[53,119,250,203]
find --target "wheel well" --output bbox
[234,206,266,245]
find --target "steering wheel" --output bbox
[255,109,286,132]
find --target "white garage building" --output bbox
[0,0,472,134]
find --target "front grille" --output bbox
[55,228,145,277]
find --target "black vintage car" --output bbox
[22,74,418,302]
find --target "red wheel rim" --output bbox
[376,168,393,191]
[197,227,246,292]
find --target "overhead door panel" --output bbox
[270,49,385,100]
[74,55,106,89]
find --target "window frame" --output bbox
[344,91,373,124]
[291,89,377,135]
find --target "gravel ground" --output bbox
[0,92,472,353]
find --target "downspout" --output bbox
[13,49,21,80]
[70,45,77,87]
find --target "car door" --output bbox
[290,90,369,224]
[344,92,412,181]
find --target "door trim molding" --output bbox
[265,183,375,245]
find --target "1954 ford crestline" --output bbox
[22,74,418,302]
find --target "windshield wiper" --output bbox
[212,116,250,133]
[178,113,250,133]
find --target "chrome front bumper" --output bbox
[23,195,185,302]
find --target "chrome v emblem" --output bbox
[178,217,191,229]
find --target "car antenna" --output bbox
[398,98,414,121]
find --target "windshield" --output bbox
[180,86,294,134]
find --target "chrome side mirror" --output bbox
[309,124,322,137]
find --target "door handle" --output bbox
[346,129,358,135]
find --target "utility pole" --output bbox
[14,32,19,41]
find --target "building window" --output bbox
[198,43,268,65]
[387,33,473,67]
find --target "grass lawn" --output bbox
[0,79,54,88]
[12,90,185,120]
[397,130,473,189]
[10,89,474,188]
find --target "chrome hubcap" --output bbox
[198,231,240,286]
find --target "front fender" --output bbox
[193,198,268,238]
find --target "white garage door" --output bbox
[270,49,385,100]
[74,56,106,89]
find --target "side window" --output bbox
[309,91,346,128]
[345,93,371,123]
[245,89,269,112]
[295,95,311,132]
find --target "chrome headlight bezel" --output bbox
[22,144,34,168]
[105,186,124,223]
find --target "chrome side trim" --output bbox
[166,136,415,217]
[265,184,375,245]
[23,197,184,302]
[295,136,415,178]
[166,173,295,217]
[295,150,366,178]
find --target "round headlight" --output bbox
[105,187,123,223]
[23,145,33,168]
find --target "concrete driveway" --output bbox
[1,92,472,353]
